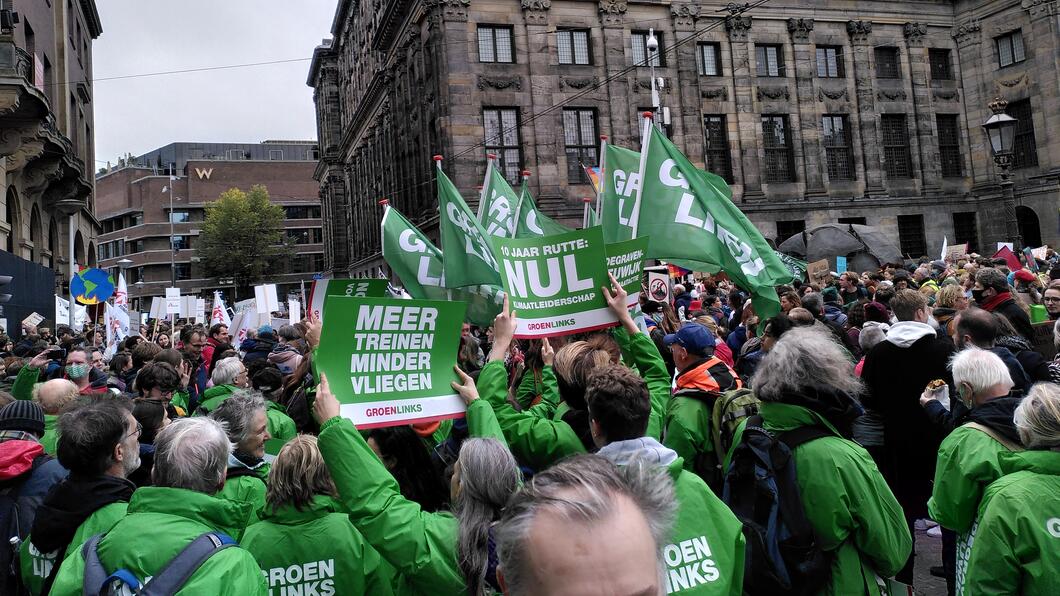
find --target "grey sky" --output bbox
[92,0,336,167]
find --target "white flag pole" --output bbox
[595,134,608,219]
[628,112,654,239]
[476,154,494,221]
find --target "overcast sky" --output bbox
[92,0,336,166]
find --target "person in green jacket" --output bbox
[726,326,911,595]
[588,362,745,595]
[243,435,396,595]
[196,357,296,453]
[48,417,267,595]
[479,278,671,471]
[21,400,139,595]
[312,371,520,596]
[209,390,272,531]
[963,383,1060,596]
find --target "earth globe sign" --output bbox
[72,268,115,305]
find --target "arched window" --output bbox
[48,217,58,268]
[4,188,21,255]
[29,205,42,265]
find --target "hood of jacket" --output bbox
[199,384,236,411]
[885,321,937,348]
[962,397,1024,446]
[30,474,135,553]
[597,437,679,469]
[933,307,956,323]
[0,439,44,481]
[997,449,1060,477]
[246,338,276,354]
[766,387,863,439]
[127,486,253,539]
[267,346,303,374]
[758,400,847,440]
[260,494,342,525]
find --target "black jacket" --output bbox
[989,297,1034,340]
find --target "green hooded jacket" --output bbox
[48,486,267,595]
[20,502,127,596]
[196,384,297,454]
[215,460,271,533]
[962,450,1060,596]
[928,424,1013,534]
[242,495,397,596]
[317,416,464,595]
[727,403,911,596]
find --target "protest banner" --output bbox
[601,144,641,243]
[513,172,571,239]
[478,163,520,238]
[22,312,44,328]
[1032,246,1048,261]
[806,259,830,282]
[314,295,467,428]
[289,299,301,326]
[164,288,181,315]
[606,237,648,308]
[148,297,166,320]
[945,243,968,262]
[774,251,807,281]
[493,226,616,338]
[1031,321,1057,361]
[646,268,671,303]
[254,284,280,314]
[308,278,389,322]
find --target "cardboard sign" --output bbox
[606,237,649,308]
[493,226,616,338]
[164,288,181,315]
[308,279,389,323]
[807,259,830,282]
[1031,321,1057,361]
[314,296,466,429]
[1032,246,1048,261]
[22,312,44,328]
[945,243,968,262]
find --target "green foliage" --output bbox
[198,185,292,288]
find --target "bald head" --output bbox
[954,308,997,349]
[788,307,816,326]
[33,378,79,415]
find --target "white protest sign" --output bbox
[22,312,44,328]
[165,288,181,315]
[289,299,301,326]
[254,284,280,314]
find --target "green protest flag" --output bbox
[493,226,616,337]
[773,251,807,282]
[601,144,641,243]
[314,295,466,429]
[435,161,502,288]
[514,175,571,238]
[606,236,649,309]
[308,279,389,322]
[631,123,786,318]
[381,205,503,326]
[478,165,520,238]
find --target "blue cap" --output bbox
[257,324,274,336]
[663,323,716,353]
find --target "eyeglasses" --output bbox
[124,422,143,441]
[1044,297,1060,302]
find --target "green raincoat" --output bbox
[727,402,911,596]
[48,486,267,595]
[196,384,297,454]
[215,461,270,533]
[962,450,1060,596]
[928,425,1013,534]
[20,502,127,595]
[242,495,397,596]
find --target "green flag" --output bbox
[515,178,571,238]
[381,205,503,326]
[478,166,520,238]
[436,166,502,288]
[773,251,807,282]
[601,144,640,243]
[632,124,786,318]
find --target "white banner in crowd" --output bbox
[54,295,88,328]
[149,297,166,320]
[211,292,232,327]
[165,288,181,315]
[254,284,280,314]
[288,299,301,326]
[114,272,129,312]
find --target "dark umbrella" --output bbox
[778,224,904,270]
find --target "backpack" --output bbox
[0,454,53,594]
[722,416,834,595]
[711,388,761,462]
[82,531,237,595]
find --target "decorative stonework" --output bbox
[951,20,981,45]
[787,18,814,43]
[701,87,728,100]
[932,89,959,101]
[521,0,551,25]
[818,87,848,101]
[477,75,521,91]
[598,0,627,27]
[877,89,907,101]
[670,4,701,29]
[632,78,670,94]
[756,86,790,101]
[846,20,873,44]
[725,16,752,41]
[425,0,470,22]
[903,22,928,45]
[561,76,598,90]
[1022,0,1056,18]
[997,73,1028,88]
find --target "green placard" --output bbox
[308,278,389,322]
[314,295,467,429]
[606,236,649,309]
[493,226,616,338]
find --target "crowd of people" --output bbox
[0,248,1058,595]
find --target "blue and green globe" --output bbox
[72,267,115,305]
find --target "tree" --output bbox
[198,185,292,291]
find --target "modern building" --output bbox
[0,1,102,332]
[94,141,323,311]
[309,0,1059,277]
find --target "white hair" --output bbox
[859,322,888,353]
[754,326,863,401]
[1014,383,1060,449]
[211,356,244,386]
[949,347,1012,395]
[208,390,266,447]
[152,417,232,494]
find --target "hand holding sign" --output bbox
[450,366,480,406]
[489,295,518,362]
[603,273,639,335]
[541,337,555,367]
[313,373,341,424]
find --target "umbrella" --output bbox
[778,224,904,271]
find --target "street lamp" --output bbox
[981,97,1021,249]
[161,183,181,287]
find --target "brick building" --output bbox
[309,0,1060,276]
[94,142,323,311]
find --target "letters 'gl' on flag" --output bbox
[514,178,572,238]
[478,167,521,238]
[436,166,502,289]
[632,122,787,318]
[601,144,641,243]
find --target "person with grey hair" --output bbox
[728,325,910,594]
[674,283,691,320]
[49,417,267,594]
[197,358,296,455]
[962,382,1060,595]
[268,325,305,375]
[495,454,676,595]
[210,391,271,530]
[923,347,1021,594]
[973,267,1033,340]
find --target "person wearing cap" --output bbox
[242,325,278,365]
[662,322,743,492]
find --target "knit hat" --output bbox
[821,286,840,304]
[1014,269,1036,283]
[0,401,46,437]
[863,301,890,324]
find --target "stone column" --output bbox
[425,0,476,187]
[788,18,823,195]
[951,19,988,184]
[521,0,560,198]
[904,22,937,192]
[671,3,704,163]
[1023,0,1060,167]
[847,20,884,195]
[599,0,634,146]
[726,15,762,199]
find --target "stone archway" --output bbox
[4,187,21,255]
[1016,206,1042,249]
[74,229,85,267]
[29,205,42,264]
[87,240,97,267]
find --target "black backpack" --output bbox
[722,416,834,595]
[81,531,237,595]
[0,454,53,595]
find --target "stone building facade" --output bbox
[309,0,1060,276]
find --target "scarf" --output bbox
[784,387,864,439]
[979,291,1013,312]
[31,474,135,553]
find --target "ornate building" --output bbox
[310,0,1060,276]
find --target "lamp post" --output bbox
[981,97,1021,250]
[161,182,181,287]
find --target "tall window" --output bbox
[697,43,721,76]
[169,210,190,224]
[483,108,523,183]
[897,214,926,258]
[761,115,795,183]
[880,114,912,178]
[702,115,733,183]
[952,212,978,253]
[996,30,1025,68]
[775,220,805,244]
[631,31,662,67]
[936,114,963,177]
[816,46,844,78]
[928,48,953,80]
[563,109,597,183]
[478,26,514,63]
[174,263,192,281]
[822,115,854,180]
[1007,99,1038,169]
[755,45,784,77]
[874,47,900,79]
[557,29,591,65]
[171,235,190,251]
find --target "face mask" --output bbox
[65,364,90,380]
[971,289,986,304]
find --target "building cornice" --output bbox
[81,0,103,38]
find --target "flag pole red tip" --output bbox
[378,199,389,206]
[432,155,443,161]
[600,135,608,141]
[582,197,592,203]
[486,153,496,159]
[642,111,654,119]
[521,170,531,177]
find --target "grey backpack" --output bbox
[81,532,236,595]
